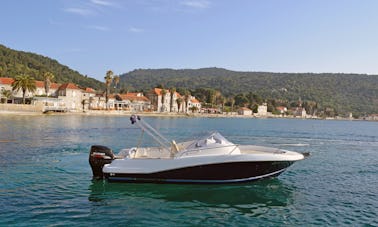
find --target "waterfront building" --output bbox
[276,106,288,114]
[0,77,97,111]
[147,88,170,112]
[292,107,307,118]
[147,88,201,113]
[115,93,151,112]
[238,107,252,115]
[256,103,268,116]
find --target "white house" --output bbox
[147,88,196,113]
[187,96,201,113]
[238,107,252,115]
[256,103,268,116]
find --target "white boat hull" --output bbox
[101,151,304,184]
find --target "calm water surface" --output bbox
[0,115,377,226]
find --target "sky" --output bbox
[1,0,378,81]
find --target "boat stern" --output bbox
[89,145,115,179]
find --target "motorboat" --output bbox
[89,115,307,184]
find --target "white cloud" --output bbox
[90,0,114,7]
[181,0,210,9]
[129,27,144,33]
[87,25,110,31]
[63,7,94,16]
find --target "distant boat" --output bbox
[89,115,306,184]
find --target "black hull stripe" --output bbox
[108,168,287,184]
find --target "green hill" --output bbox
[0,44,103,90]
[119,68,378,115]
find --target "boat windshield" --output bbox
[186,132,234,149]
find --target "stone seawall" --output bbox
[0,103,44,113]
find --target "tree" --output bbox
[176,97,183,112]
[246,92,262,105]
[184,90,191,113]
[189,106,198,113]
[104,70,114,110]
[207,89,216,107]
[303,101,317,115]
[170,87,176,112]
[113,75,120,92]
[43,72,54,96]
[228,96,235,112]
[218,96,226,113]
[1,89,12,103]
[234,93,248,107]
[12,74,36,104]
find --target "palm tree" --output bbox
[1,89,12,103]
[229,97,235,112]
[184,90,191,113]
[104,70,114,110]
[43,72,54,96]
[170,87,176,112]
[12,74,36,104]
[218,96,226,113]
[176,97,183,112]
[113,75,120,91]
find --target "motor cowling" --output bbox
[89,145,114,179]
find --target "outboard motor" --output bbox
[89,145,115,179]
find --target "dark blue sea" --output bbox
[0,115,377,226]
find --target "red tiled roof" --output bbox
[35,81,44,88]
[59,83,80,90]
[153,88,163,96]
[84,87,95,93]
[34,80,61,89]
[276,106,287,111]
[153,88,178,96]
[191,98,200,103]
[117,93,150,102]
[50,83,60,89]
[239,107,251,111]
[1,77,61,89]
[0,77,14,85]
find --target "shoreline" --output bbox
[0,109,371,121]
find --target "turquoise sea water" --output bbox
[0,115,377,226]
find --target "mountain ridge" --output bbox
[1,43,376,115]
[0,44,103,90]
[119,68,378,115]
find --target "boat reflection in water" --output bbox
[88,178,294,211]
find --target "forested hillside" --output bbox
[119,68,378,115]
[1,43,376,115]
[0,44,103,90]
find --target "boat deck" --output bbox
[117,144,287,160]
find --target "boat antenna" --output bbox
[130,115,171,151]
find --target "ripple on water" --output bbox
[1,116,378,226]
